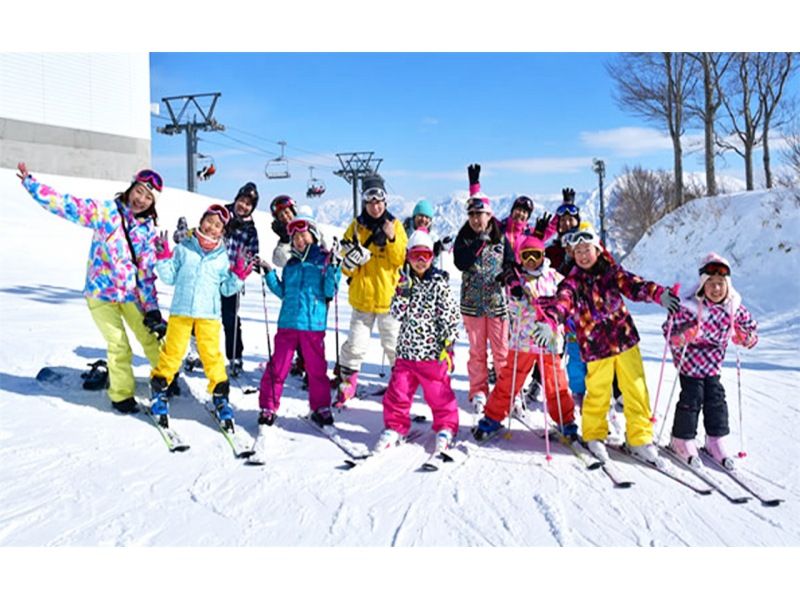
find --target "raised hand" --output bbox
[16,162,30,181]
[155,230,173,260]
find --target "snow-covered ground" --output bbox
[1,169,798,592]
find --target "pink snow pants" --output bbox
[383,358,459,437]
[258,328,330,413]
[462,314,509,398]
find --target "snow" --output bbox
[1,168,798,593]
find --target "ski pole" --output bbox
[651,283,681,422]
[503,304,522,439]
[231,289,241,371]
[538,349,551,461]
[551,348,566,449]
[260,276,277,408]
[656,341,689,446]
[736,348,747,459]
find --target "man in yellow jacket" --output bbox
[335,174,408,406]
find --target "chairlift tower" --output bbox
[157,93,225,192]
[333,152,383,220]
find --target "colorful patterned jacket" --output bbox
[390,267,460,362]
[508,260,564,354]
[453,219,515,318]
[662,291,758,378]
[22,175,159,312]
[538,256,666,363]
[224,202,260,266]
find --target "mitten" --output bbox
[467,164,481,186]
[143,310,167,340]
[533,212,553,239]
[659,288,681,314]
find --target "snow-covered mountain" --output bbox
[1,167,798,567]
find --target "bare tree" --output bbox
[777,116,800,187]
[608,53,699,209]
[608,165,673,255]
[716,53,764,190]
[754,53,797,188]
[686,52,733,196]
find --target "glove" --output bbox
[509,283,524,300]
[231,253,255,280]
[659,288,681,314]
[733,328,757,349]
[533,212,553,239]
[271,219,290,244]
[467,163,481,186]
[532,322,556,349]
[172,217,189,244]
[252,255,272,274]
[439,339,455,374]
[143,310,167,340]
[155,231,173,260]
[670,325,699,347]
[496,262,522,287]
[396,264,414,297]
[440,235,454,252]
[341,239,371,271]
[562,188,576,202]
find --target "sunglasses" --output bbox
[363,188,386,202]
[135,169,163,192]
[556,203,579,217]
[565,230,598,247]
[699,262,730,277]
[204,204,230,225]
[408,249,434,262]
[520,249,544,261]
[287,219,312,236]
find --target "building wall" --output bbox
[0,53,151,181]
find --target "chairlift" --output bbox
[196,154,216,181]
[306,166,326,198]
[265,140,291,180]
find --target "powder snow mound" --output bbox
[622,188,800,317]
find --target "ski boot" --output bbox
[310,407,334,428]
[472,416,502,442]
[290,351,305,378]
[628,443,664,467]
[258,409,277,427]
[333,367,358,408]
[434,429,454,453]
[212,381,235,431]
[524,379,541,407]
[557,421,580,443]
[150,376,170,427]
[81,359,108,391]
[166,375,181,398]
[669,436,700,467]
[229,358,243,378]
[585,440,609,463]
[373,428,401,454]
[111,397,140,414]
[470,392,487,416]
[183,354,202,373]
[705,435,735,471]
[487,367,496,385]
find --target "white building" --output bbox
[0,53,151,181]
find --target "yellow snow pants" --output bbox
[151,315,227,394]
[86,298,162,404]
[582,344,654,446]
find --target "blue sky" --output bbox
[149,53,796,204]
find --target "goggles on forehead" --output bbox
[699,262,730,277]
[204,204,231,225]
[556,203,580,217]
[270,194,295,215]
[565,230,599,247]
[134,169,163,192]
[362,188,386,202]
[287,219,312,236]
[520,249,544,262]
[408,248,434,262]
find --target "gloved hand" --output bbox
[439,339,455,374]
[252,254,272,274]
[659,288,681,314]
[467,164,481,186]
[143,309,167,340]
[271,219,290,244]
[172,217,189,244]
[670,324,699,347]
[396,264,414,297]
[440,235,454,252]
[733,328,757,349]
[532,322,556,349]
[533,212,553,239]
[562,188,576,202]
[496,262,522,287]
[341,239,371,271]
[231,253,255,280]
[155,231,173,260]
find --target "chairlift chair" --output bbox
[196,154,217,181]
[265,140,291,180]
[306,166,326,198]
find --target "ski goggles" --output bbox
[362,188,386,202]
[237,182,259,202]
[520,249,544,262]
[203,204,231,225]
[270,194,295,216]
[699,262,730,277]
[556,203,580,217]
[513,196,534,213]
[565,230,599,247]
[408,248,434,263]
[134,169,163,192]
[466,197,490,214]
[287,219,312,236]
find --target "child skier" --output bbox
[18,162,166,415]
[403,199,454,265]
[149,204,253,429]
[545,188,581,275]
[373,228,461,454]
[453,163,516,414]
[535,225,680,465]
[257,217,342,428]
[473,233,577,441]
[664,253,758,470]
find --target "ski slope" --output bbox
[0,168,797,593]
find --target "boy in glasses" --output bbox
[473,234,577,441]
[335,174,408,407]
[663,253,758,470]
[374,228,461,454]
[221,182,261,376]
[149,204,254,430]
[535,225,681,466]
[257,217,342,428]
